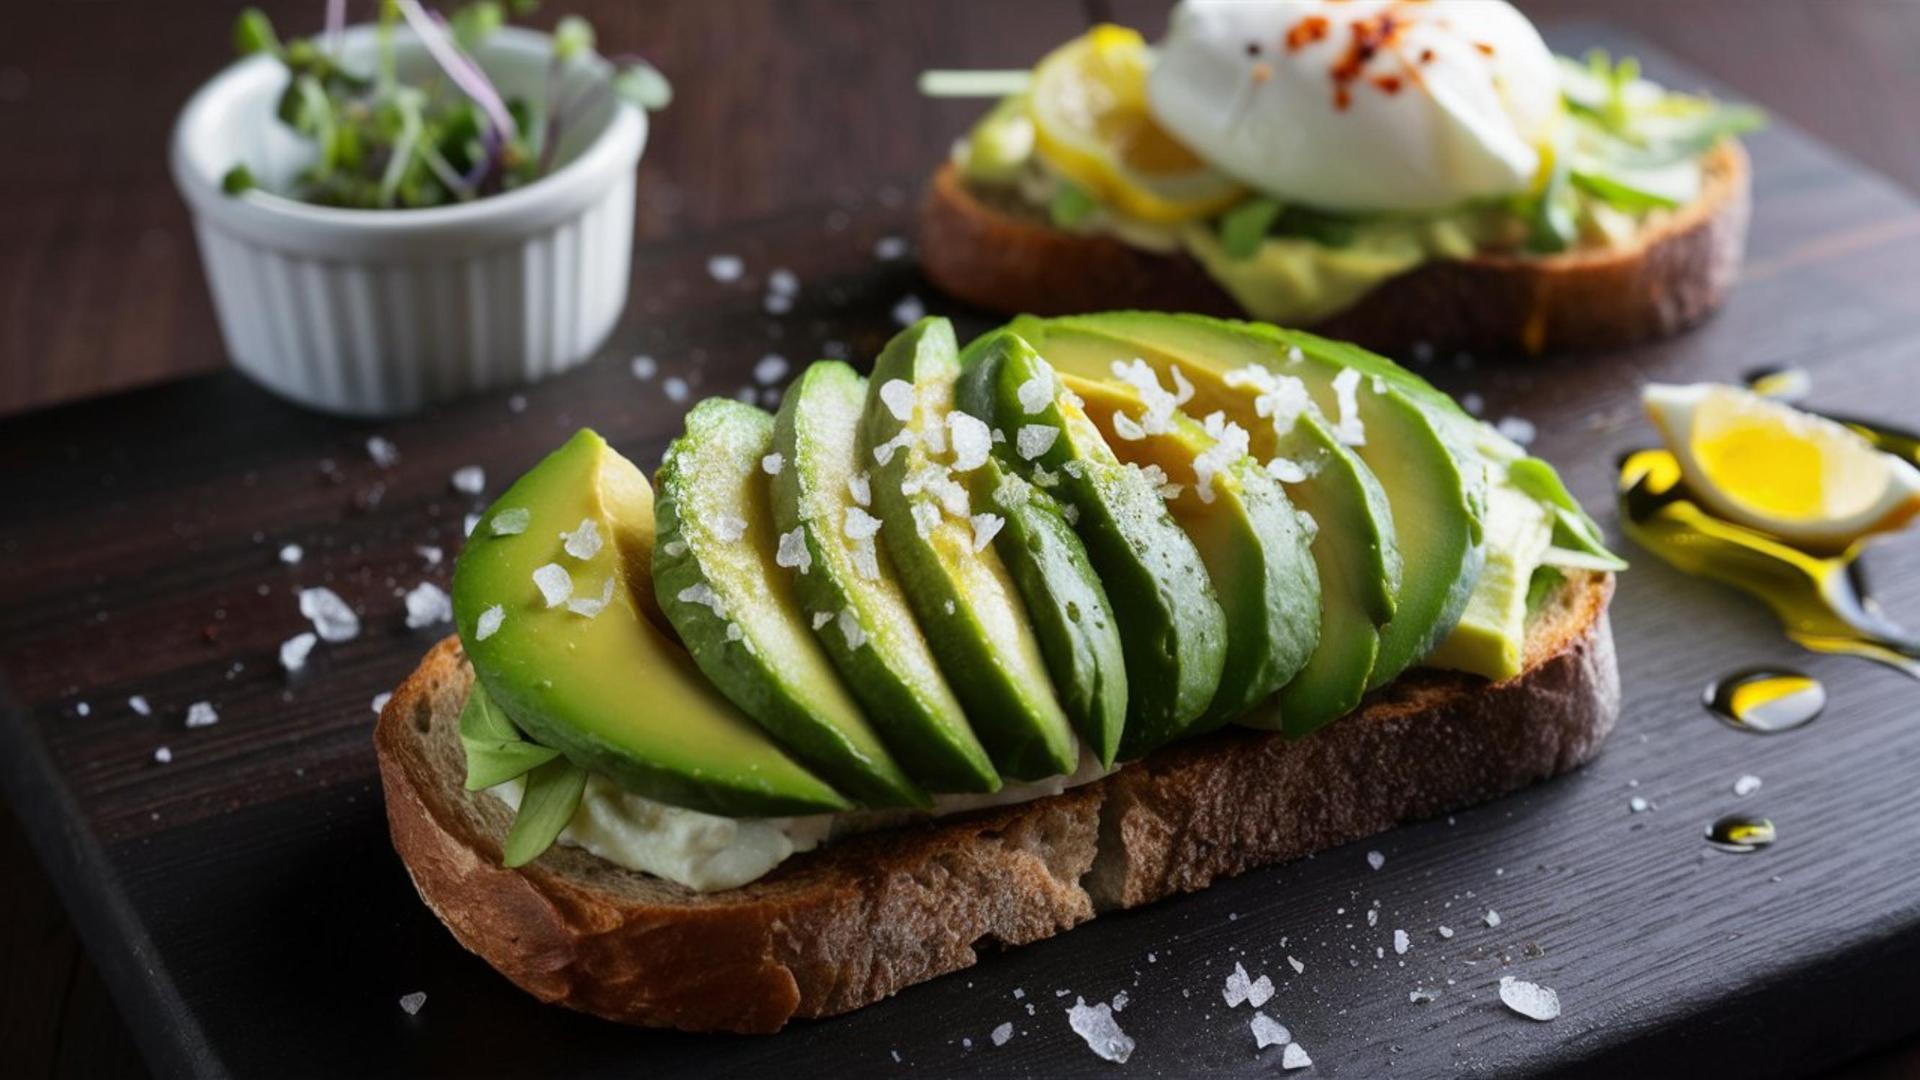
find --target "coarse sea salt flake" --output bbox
[1066,998,1134,1064]
[970,513,1004,553]
[1485,909,1502,928]
[280,632,318,673]
[464,513,482,537]
[677,583,727,618]
[754,354,790,385]
[663,376,690,403]
[630,355,658,380]
[366,436,400,468]
[812,610,834,631]
[1331,367,1366,446]
[850,539,880,581]
[710,513,748,543]
[490,507,531,536]
[1248,974,1274,1008]
[761,452,784,475]
[1735,774,1762,797]
[706,254,743,282]
[991,1021,1013,1046]
[1367,849,1385,870]
[843,506,884,541]
[1499,976,1561,1021]
[837,608,867,650]
[533,564,574,607]
[1225,962,1253,1007]
[775,528,812,574]
[1496,415,1538,446]
[279,543,303,565]
[879,379,916,422]
[450,465,485,495]
[891,294,925,327]
[405,582,453,629]
[129,695,151,716]
[567,578,616,618]
[768,268,800,296]
[1438,925,1455,939]
[847,471,872,506]
[1017,425,1058,460]
[1282,1042,1313,1069]
[562,518,603,560]
[1017,373,1053,415]
[1393,929,1410,955]
[1251,1012,1290,1048]
[1288,955,1305,974]
[300,587,361,642]
[874,235,910,260]
[475,605,505,641]
[417,545,444,566]
[185,701,219,728]
[399,991,427,1016]
[1111,990,1129,1012]
[948,412,992,471]
[154,746,173,764]
[371,692,392,714]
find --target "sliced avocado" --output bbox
[1010,316,1398,737]
[1424,480,1555,681]
[860,319,1077,780]
[450,429,849,816]
[771,361,1000,793]
[1064,374,1320,725]
[1023,312,1482,689]
[957,330,1227,759]
[975,456,1128,766]
[654,399,928,808]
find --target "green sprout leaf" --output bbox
[1219,197,1284,259]
[502,758,588,867]
[450,1,505,51]
[1048,181,1098,229]
[220,164,258,195]
[458,682,563,790]
[612,61,673,111]
[552,14,595,61]
[233,8,280,57]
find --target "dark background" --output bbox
[4,2,1920,1075]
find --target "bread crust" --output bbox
[377,573,1615,1033]
[918,143,1750,355]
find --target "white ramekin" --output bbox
[171,26,645,417]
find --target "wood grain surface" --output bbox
[5,3,1920,1078]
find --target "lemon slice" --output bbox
[1028,25,1246,224]
[1643,382,1920,550]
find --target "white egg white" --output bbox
[1148,0,1562,213]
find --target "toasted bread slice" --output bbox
[376,571,1616,1033]
[919,142,1749,355]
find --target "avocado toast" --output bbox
[920,5,1760,355]
[377,313,1623,1033]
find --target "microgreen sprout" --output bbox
[225,0,669,209]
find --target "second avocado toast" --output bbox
[380,311,1624,1032]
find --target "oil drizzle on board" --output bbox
[1703,668,1826,733]
[1617,372,1920,680]
[1706,814,1778,853]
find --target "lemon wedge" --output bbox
[1643,382,1920,550]
[1027,25,1246,224]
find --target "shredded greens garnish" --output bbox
[459,680,580,866]
[224,1,670,209]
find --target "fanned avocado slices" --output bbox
[1064,374,1320,726]
[654,399,928,808]
[1011,315,1399,737]
[957,330,1227,759]
[770,361,1001,794]
[859,318,1077,780]
[1023,312,1483,691]
[449,429,849,816]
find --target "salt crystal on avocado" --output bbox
[811,610,834,631]
[567,578,616,618]
[761,452,784,475]
[561,519,603,560]
[947,412,991,471]
[710,513,748,543]
[970,513,1004,553]
[475,605,505,641]
[837,608,867,650]
[676,583,727,618]
[775,528,812,575]
[1330,368,1366,446]
[533,564,574,608]
[1017,372,1053,415]
[850,539,880,581]
[843,506,883,542]
[1016,425,1057,460]
[490,508,531,536]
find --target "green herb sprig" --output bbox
[221,0,670,209]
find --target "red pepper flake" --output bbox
[1373,74,1403,94]
[1287,15,1331,51]
[1420,47,1436,64]
[1475,41,1496,56]
[1327,10,1407,109]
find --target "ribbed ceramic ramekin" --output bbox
[171,26,645,418]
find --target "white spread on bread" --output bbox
[487,745,1115,891]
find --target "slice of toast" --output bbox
[376,571,1616,1033]
[919,142,1749,355]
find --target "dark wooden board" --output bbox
[6,26,1920,1079]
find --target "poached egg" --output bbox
[1148,0,1562,213]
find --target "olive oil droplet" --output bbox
[1703,668,1826,734]
[1706,814,1777,853]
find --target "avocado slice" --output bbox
[956,330,1227,759]
[1063,374,1320,725]
[1010,316,1399,736]
[859,319,1077,780]
[450,429,849,816]
[974,455,1128,766]
[1423,480,1556,681]
[771,361,1001,793]
[654,399,928,808]
[1022,313,1481,689]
